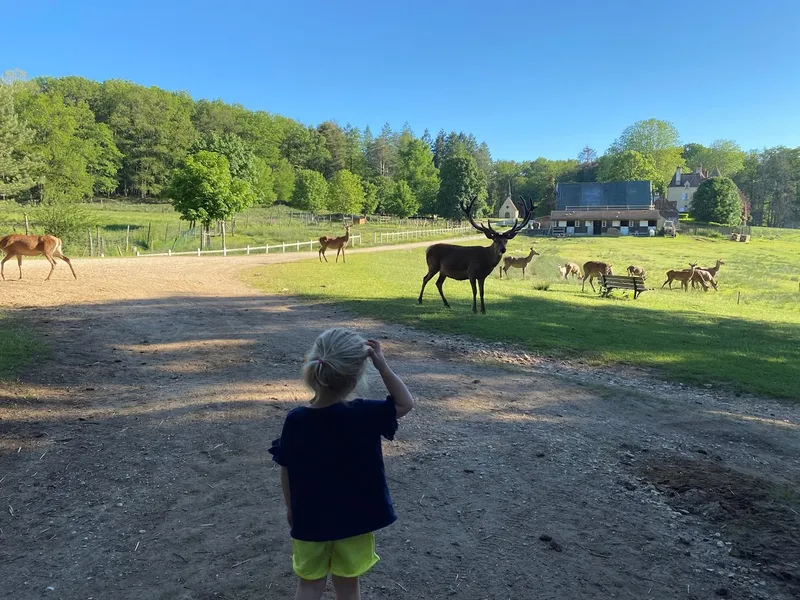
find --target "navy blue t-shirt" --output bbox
[269,396,398,542]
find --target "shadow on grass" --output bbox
[308,292,799,400]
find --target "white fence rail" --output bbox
[376,225,474,244]
[135,235,362,258]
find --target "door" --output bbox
[593,220,602,235]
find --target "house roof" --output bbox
[551,209,663,221]
[669,168,707,188]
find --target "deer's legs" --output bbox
[478,278,486,314]
[319,247,326,262]
[44,255,57,281]
[418,268,438,304]
[339,246,345,263]
[469,277,478,313]
[54,251,76,279]
[435,273,450,308]
[662,278,670,289]
[522,266,526,279]
[1,254,12,280]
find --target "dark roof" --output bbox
[669,168,707,188]
[551,209,663,221]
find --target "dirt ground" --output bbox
[1,247,798,600]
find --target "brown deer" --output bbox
[1,234,76,281]
[692,259,725,289]
[318,225,351,263]
[563,262,582,280]
[662,264,701,291]
[418,196,533,313]
[500,247,539,279]
[581,261,613,292]
[626,265,647,280]
[691,269,717,291]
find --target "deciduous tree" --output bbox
[690,176,742,225]
[291,168,328,213]
[327,169,364,214]
[608,119,683,194]
[167,151,235,248]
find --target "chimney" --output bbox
[675,167,681,186]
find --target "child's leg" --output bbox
[331,575,360,600]
[295,576,327,600]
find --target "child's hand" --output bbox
[366,339,389,372]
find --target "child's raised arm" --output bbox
[367,339,414,418]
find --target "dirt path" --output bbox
[1,248,798,600]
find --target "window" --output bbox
[612,220,621,227]
[639,220,649,227]
[558,220,567,227]
[602,220,607,227]
[566,220,575,227]
[648,220,657,227]
[681,192,689,201]
[620,220,629,227]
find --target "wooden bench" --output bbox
[600,275,648,299]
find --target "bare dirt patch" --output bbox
[1,252,799,599]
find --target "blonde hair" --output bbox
[303,328,369,395]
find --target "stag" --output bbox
[418,197,533,313]
[1,234,76,281]
[318,225,351,263]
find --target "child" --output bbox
[269,328,414,600]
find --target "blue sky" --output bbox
[4,0,799,161]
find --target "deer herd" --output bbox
[1,205,726,312]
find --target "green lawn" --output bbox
[247,232,800,399]
[0,313,46,381]
[1,200,470,257]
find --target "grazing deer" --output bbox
[626,265,647,280]
[691,269,717,291]
[418,196,533,313]
[318,225,351,263]
[581,261,613,292]
[563,262,581,280]
[500,247,539,279]
[662,264,700,291]
[0,234,76,281]
[692,259,725,289]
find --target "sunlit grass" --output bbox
[247,234,800,399]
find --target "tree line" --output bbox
[1,70,798,233]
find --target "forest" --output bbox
[1,69,799,232]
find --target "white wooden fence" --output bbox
[133,224,478,258]
[135,235,362,258]
[375,225,474,244]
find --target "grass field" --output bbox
[0,313,46,380]
[248,232,800,399]
[0,200,466,257]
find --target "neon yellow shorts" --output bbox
[292,532,379,580]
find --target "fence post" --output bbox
[266,244,269,254]
[168,249,172,257]
[374,233,377,244]
[197,247,201,256]
[88,229,93,257]
[282,242,285,253]
[134,246,140,257]
[310,240,314,252]
[125,225,130,253]
[223,245,227,257]
[246,245,250,255]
